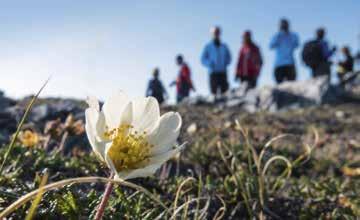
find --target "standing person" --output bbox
[235,31,263,91]
[201,26,231,101]
[313,28,337,78]
[337,46,354,84]
[146,68,168,105]
[270,19,299,84]
[170,55,195,103]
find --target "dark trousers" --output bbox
[210,72,229,95]
[176,93,188,103]
[153,94,164,104]
[240,75,258,90]
[274,65,296,84]
[312,62,331,78]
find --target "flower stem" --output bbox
[94,173,114,220]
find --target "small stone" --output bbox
[224,121,232,129]
[335,111,345,119]
[187,123,197,135]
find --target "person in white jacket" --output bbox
[201,26,231,99]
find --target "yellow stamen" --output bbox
[105,124,152,172]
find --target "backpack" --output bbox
[302,40,324,68]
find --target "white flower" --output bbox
[85,91,183,180]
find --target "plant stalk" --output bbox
[94,173,114,220]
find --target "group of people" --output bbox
[146,18,356,104]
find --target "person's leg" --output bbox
[274,66,284,84]
[176,94,182,103]
[288,65,296,81]
[248,77,257,89]
[210,74,217,95]
[311,67,317,78]
[157,96,164,105]
[314,62,330,78]
[323,62,331,76]
[239,75,245,83]
[220,72,229,94]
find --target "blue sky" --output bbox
[0,0,359,102]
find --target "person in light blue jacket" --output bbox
[201,26,231,97]
[270,19,299,84]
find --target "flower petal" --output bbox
[131,97,160,133]
[148,112,182,155]
[102,91,130,129]
[104,142,119,175]
[85,108,106,160]
[120,102,133,125]
[148,143,185,165]
[95,111,107,141]
[86,96,100,111]
[115,163,162,180]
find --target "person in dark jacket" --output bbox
[235,31,263,91]
[337,46,354,84]
[146,68,168,104]
[171,55,195,103]
[311,28,337,78]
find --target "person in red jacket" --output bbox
[235,31,263,91]
[171,55,195,103]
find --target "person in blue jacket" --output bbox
[270,19,300,84]
[201,26,231,99]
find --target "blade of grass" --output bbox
[181,196,190,220]
[194,175,203,220]
[173,177,196,213]
[25,173,49,220]
[258,134,293,165]
[0,78,50,174]
[0,176,169,219]
[217,142,253,217]
[170,197,207,220]
[212,195,226,220]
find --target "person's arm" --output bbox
[225,44,231,66]
[169,80,176,87]
[161,82,168,97]
[293,33,300,49]
[236,49,243,77]
[321,41,336,59]
[145,81,151,97]
[269,33,279,49]
[256,46,263,70]
[201,45,211,68]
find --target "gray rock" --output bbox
[30,104,50,122]
[187,75,359,112]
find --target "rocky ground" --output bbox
[0,80,359,219]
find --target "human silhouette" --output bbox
[337,46,354,84]
[146,68,168,104]
[270,19,299,84]
[170,55,195,103]
[313,28,337,78]
[201,26,231,101]
[235,31,263,91]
